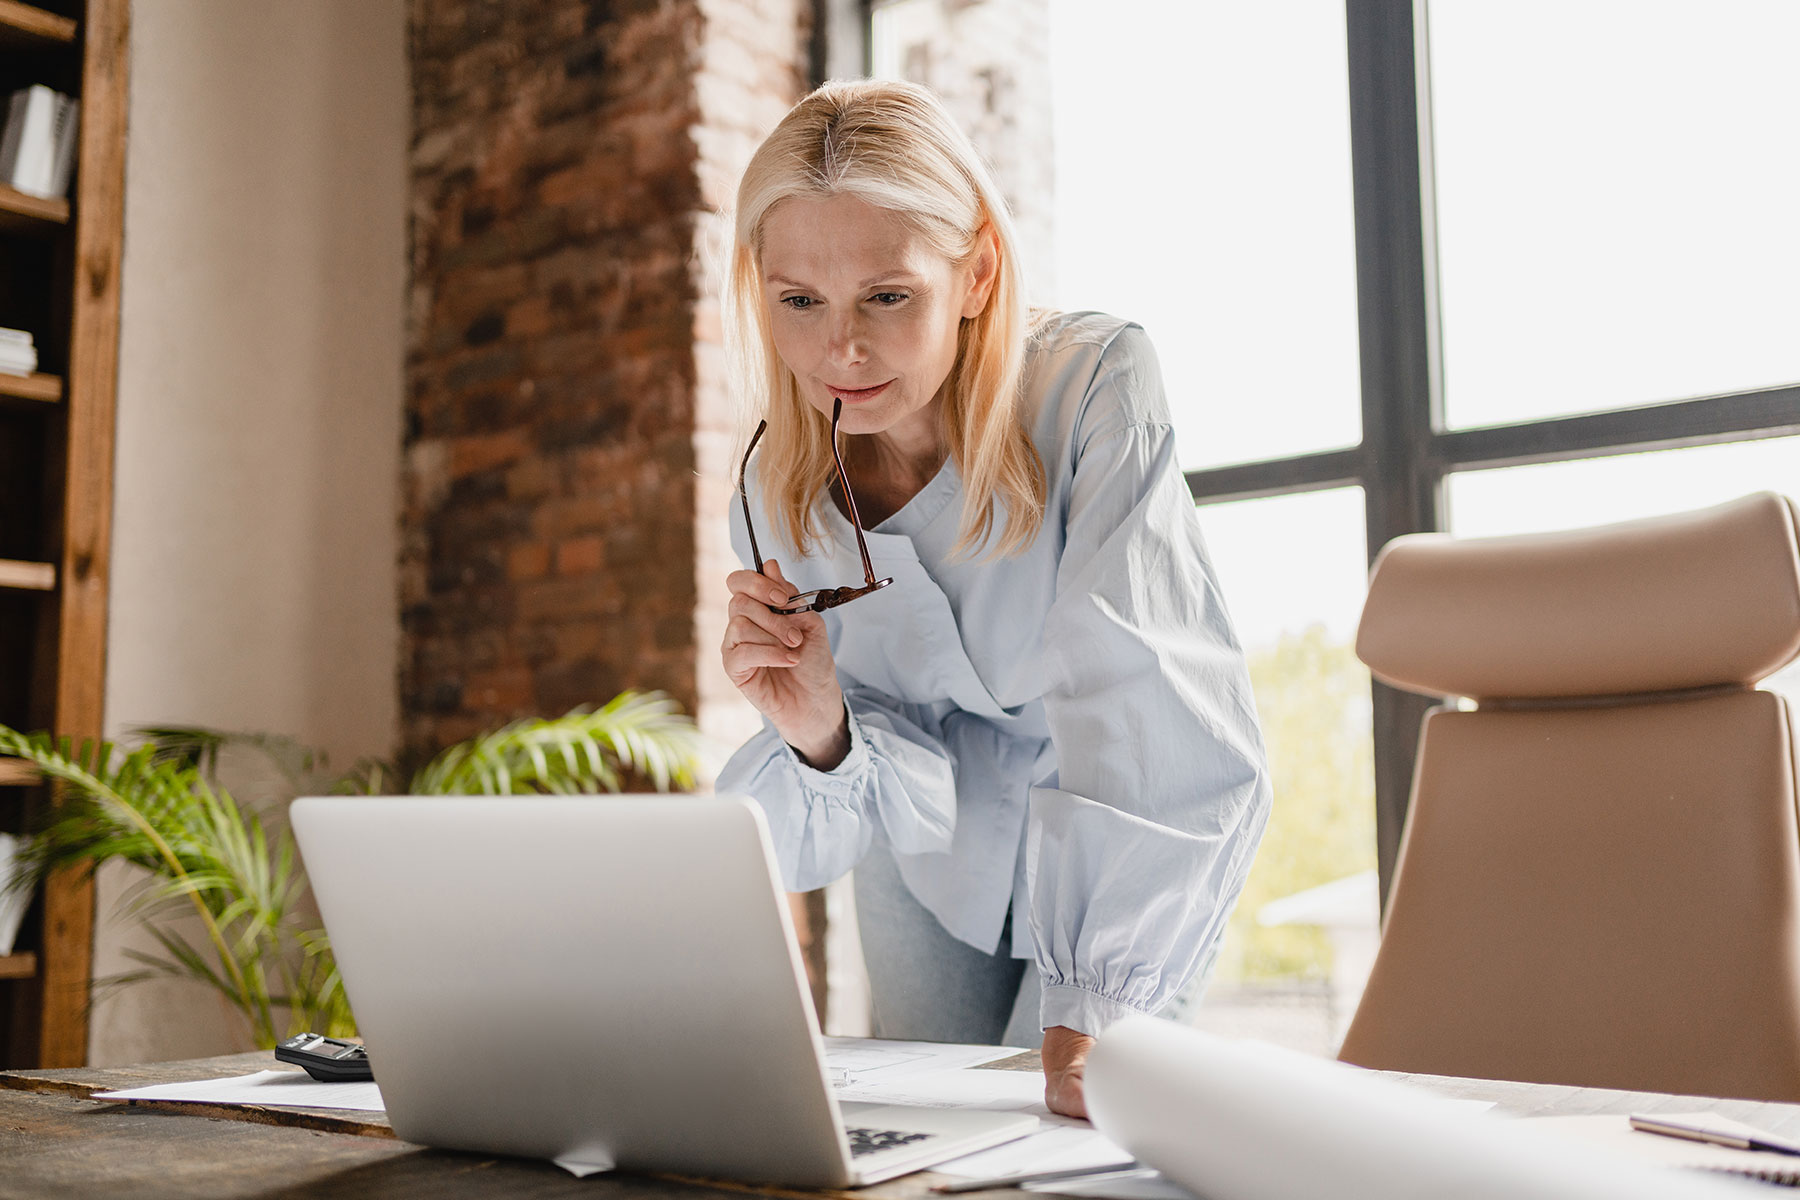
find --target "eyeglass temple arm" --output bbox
[826,399,880,586]
[739,420,769,577]
[740,404,881,589]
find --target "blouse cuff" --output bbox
[781,698,870,806]
[1039,982,1153,1038]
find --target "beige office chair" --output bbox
[1337,491,1800,1101]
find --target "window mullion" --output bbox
[1346,0,1443,906]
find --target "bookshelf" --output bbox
[0,0,127,1068]
[0,0,74,48]
[0,181,69,228]
[0,371,64,403]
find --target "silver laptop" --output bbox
[290,793,1038,1186]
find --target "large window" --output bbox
[1174,0,1800,901]
[857,0,1800,1052]
[1048,0,1362,472]
[1430,1,1800,429]
[1200,489,1376,1052]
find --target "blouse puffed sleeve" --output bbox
[714,503,965,894]
[1026,327,1273,1037]
[715,689,961,892]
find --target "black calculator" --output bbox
[275,1033,374,1082]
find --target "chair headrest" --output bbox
[1356,491,1800,701]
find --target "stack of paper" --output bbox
[94,1069,384,1111]
[0,327,36,377]
[0,85,80,200]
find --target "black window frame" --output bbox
[845,0,1800,901]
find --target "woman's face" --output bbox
[758,192,994,448]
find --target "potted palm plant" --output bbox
[0,690,706,1048]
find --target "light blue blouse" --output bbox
[717,312,1271,1037]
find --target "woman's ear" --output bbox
[961,223,1001,319]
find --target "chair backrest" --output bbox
[1338,492,1800,1100]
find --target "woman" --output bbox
[716,79,1270,1120]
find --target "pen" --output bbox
[931,1161,1143,1193]
[1629,1114,1800,1157]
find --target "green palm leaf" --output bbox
[136,726,320,787]
[407,690,703,796]
[0,689,706,1049]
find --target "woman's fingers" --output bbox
[1040,1027,1094,1120]
[722,558,835,707]
[726,591,804,647]
[728,562,801,608]
[722,610,797,658]
[724,645,802,684]
[726,566,794,609]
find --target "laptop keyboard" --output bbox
[846,1125,936,1158]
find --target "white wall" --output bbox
[92,0,407,1066]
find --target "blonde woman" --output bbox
[717,80,1270,1119]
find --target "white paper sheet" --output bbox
[831,1064,1133,1180]
[823,1036,1023,1085]
[93,1069,385,1112]
[85,1038,1014,1122]
[1027,1169,1197,1200]
[936,1121,1135,1179]
[837,1064,1046,1110]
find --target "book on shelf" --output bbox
[0,326,37,377]
[0,833,28,958]
[0,85,80,200]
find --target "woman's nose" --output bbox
[826,312,869,367]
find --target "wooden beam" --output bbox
[36,0,130,1070]
[0,954,38,982]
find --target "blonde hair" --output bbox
[725,79,1046,561]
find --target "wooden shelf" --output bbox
[0,372,63,404]
[0,560,56,591]
[0,758,38,786]
[0,1,76,48]
[1,0,126,1070]
[0,184,70,234]
[0,953,39,981]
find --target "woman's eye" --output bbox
[781,295,816,310]
[870,292,908,305]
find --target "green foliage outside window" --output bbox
[1214,626,1377,983]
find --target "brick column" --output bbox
[404,0,807,763]
[871,0,1055,299]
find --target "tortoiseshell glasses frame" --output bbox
[737,398,894,614]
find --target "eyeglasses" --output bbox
[738,398,894,614]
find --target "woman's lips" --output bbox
[826,380,893,403]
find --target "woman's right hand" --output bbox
[722,559,850,769]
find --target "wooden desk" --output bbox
[6,1050,1800,1199]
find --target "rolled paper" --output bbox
[1084,1017,1756,1200]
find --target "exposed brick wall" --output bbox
[404,0,806,762]
[870,0,1055,302]
[691,0,813,753]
